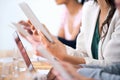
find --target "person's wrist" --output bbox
[62,54,68,61]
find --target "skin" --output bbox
[51,61,94,80]
[35,0,110,65]
[47,61,92,80]
[19,0,110,65]
[115,0,120,10]
[55,0,68,5]
[56,0,82,40]
[19,20,44,56]
[97,0,110,34]
[18,0,112,79]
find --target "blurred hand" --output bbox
[18,20,42,56]
[19,20,67,60]
[51,61,94,80]
[38,31,67,60]
[47,63,81,80]
[19,20,33,34]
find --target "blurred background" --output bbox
[0,0,64,51]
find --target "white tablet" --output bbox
[37,46,72,80]
[19,2,54,43]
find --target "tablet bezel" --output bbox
[13,32,35,72]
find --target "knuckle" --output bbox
[45,44,50,48]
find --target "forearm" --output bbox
[63,55,86,65]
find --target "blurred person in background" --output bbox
[56,0,86,48]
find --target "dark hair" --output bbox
[94,0,116,38]
[76,0,86,5]
[81,0,86,4]
[101,0,116,38]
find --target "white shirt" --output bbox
[66,1,120,66]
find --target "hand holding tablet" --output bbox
[19,2,54,43]
[11,2,73,80]
[37,46,72,80]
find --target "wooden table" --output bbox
[0,50,52,79]
[0,62,51,80]
[0,60,51,80]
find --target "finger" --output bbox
[19,20,32,35]
[19,20,25,24]
[35,50,43,57]
[47,68,56,80]
[32,34,41,42]
[31,25,38,35]
[52,69,62,77]
[27,20,32,25]
[33,30,38,35]
[24,26,31,30]
[23,25,33,35]
[56,76,64,80]
[52,69,64,80]
[34,30,38,35]
[31,25,36,31]
[19,20,30,27]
